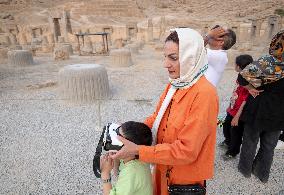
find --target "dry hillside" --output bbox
[0,0,283,25]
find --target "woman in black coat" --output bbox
[237,30,284,183]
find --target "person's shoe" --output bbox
[275,140,284,150]
[238,166,251,178]
[218,141,228,149]
[259,177,268,183]
[222,153,235,161]
[253,172,268,183]
[252,167,268,183]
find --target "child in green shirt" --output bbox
[100,121,153,195]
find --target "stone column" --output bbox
[250,19,261,46]
[238,22,253,50]
[147,19,153,42]
[268,16,281,38]
[239,22,251,43]
[159,16,166,40]
[62,11,69,42]
[259,20,270,46]
[48,17,57,43]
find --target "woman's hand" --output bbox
[244,84,264,98]
[110,136,140,160]
[248,88,263,98]
[231,115,239,126]
[100,154,114,178]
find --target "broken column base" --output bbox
[58,64,110,103]
[110,49,133,67]
[8,50,34,66]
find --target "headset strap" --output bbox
[95,124,108,155]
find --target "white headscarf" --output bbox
[169,28,208,89]
[151,28,208,145]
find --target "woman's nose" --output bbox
[164,58,172,68]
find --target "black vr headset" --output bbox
[93,123,123,178]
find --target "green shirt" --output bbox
[110,160,153,195]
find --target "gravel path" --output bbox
[0,46,283,194]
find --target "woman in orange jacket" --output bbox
[111,28,219,195]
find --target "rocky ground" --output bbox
[0,46,283,194]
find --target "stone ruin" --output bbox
[58,64,110,103]
[0,47,8,59]
[0,0,283,65]
[110,49,133,67]
[126,43,140,54]
[53,36,73,60]
[81,37,93,54]
[113,38,124,49]
[53,47,70,61]
[7,50,34,66]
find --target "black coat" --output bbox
[238,74,284,131]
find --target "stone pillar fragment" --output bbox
[54,47,70,60]
[8,50,34,66]
[58,64,110,102]
[110,49,133,67]
[147,19,153,42]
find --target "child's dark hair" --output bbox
[235,54,253,70]
[121,121,152,146]
[165,31,179,44]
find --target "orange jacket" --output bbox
[139,76,219,195]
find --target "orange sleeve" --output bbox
[144,84,171,129]
[139,90,218,165]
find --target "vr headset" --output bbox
[93,123,123,178]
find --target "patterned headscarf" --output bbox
[269,29,284,61]
[240,30,284,88]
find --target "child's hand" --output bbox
[231,115,239,126]
[100,154,114,177]
[113,158,120,177]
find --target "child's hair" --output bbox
[121,121,152,146]
[235,54,253,70]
